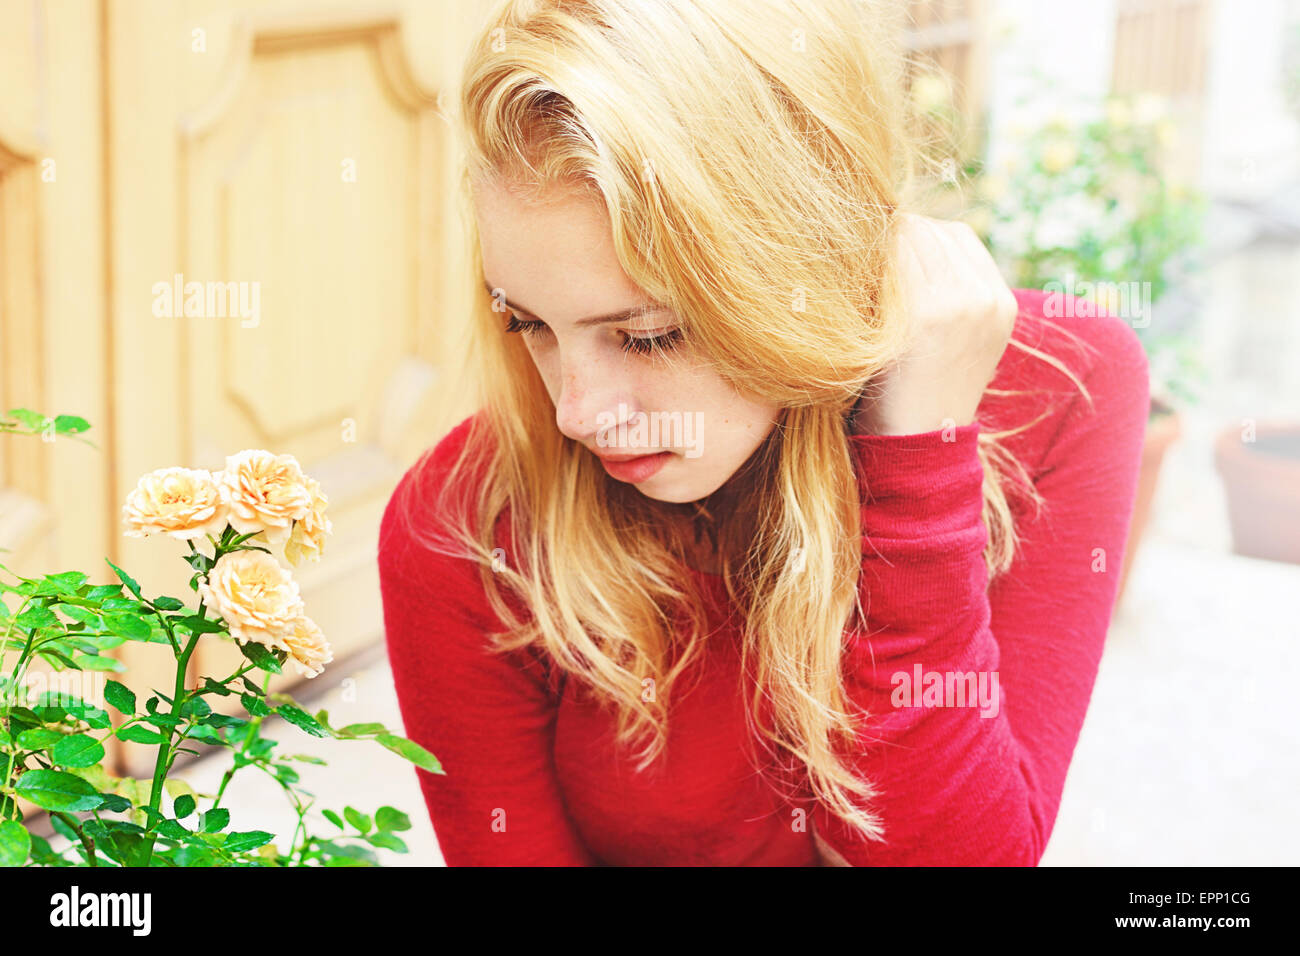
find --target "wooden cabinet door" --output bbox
[2,0,485,780]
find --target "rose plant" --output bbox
[1,419,441,867]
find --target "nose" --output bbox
[554,359,627,446]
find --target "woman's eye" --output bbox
[504,313,547,337]
[620,329,683,356]
[503,310,683,357]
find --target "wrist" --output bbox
[851,400,976,437]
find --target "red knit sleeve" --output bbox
[378,431,601,866]
[813,308,1150,865]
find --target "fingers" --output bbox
[942,220,1005,292]
[898,214,981,287]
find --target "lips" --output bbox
[595,450,673,483]
[592,450,668,462]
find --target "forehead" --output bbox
[472,178,655,322]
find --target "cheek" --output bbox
[522,341,561,399]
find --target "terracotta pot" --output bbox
[1117,396,1181,605]
[1214,421,1300,564]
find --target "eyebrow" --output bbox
[482,279,672,328]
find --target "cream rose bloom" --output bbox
[284,615,333,679]
[122,467,229,540]
[198,550,304,651]
[217,449,311,545]
[284,476,332,567]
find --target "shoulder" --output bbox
[979,287,1151,474]
[377,412,556,692]
[1007,286,1149,386]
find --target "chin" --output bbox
[634,469,732,504]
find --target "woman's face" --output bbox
[472,177,780,504]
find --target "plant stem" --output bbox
[0,596,36,817]
[212,694,268,810]
[52,811,98,866]
[139,599,206,865]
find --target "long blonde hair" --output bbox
[401,0,1095,845]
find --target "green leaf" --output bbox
[105,680,136,716]
[115,724,166,745]
[276,704,327,737]
[184,551,215,574]
[83,584,123,600]
[5,408,46,430]
[199,712,248,730]
[375,806,412,832]
[37,648,80,669]
[151,596,185,611]
[45,572,88,595]
[73,633,126,651]
[15,604,59,630]
[337,722,387,738]
[314,840,378,865]
[57,604,101,626]
[322,808,345,830]
[223,830,274,853]
[16,728,64,750]
[179,695,211,719]
[52,733,105,768]
[164,778,197,800]
[52,414,91,435]
[14,769,104,811]
[35,693,110,728]
[99,596,138,612]
[239,641,281,673]
[101,830,150,867]
[156,819,190,840]
[49,812,78,843]
[240,693,271,716]
[173,794,195,818]
[283,753,327,765]
[0,820,32,867]
[367,832,408,853]
[105,558,141,598]
[200,808,229,833]
[376,733,444,774]
[72,653,126,672]
[142,712,180,730]
[199,677,232,697]
[96,792,132,813]
[103,612,151,640]
[344,806,372,834]
[175,614,225,635]
[184,724,225,745]
[64,762,114,791]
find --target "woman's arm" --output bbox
[378,441,601,866]
[815,305,1149,865]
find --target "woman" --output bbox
[379,0,1149,866]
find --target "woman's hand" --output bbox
[850,213,1018,437]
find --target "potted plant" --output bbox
[1213,28,1300,566]
[1214,421,1300,565]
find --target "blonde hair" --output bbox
[401,0,1096,847]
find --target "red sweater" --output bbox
[378,288,1150,866]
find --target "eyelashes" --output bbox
[503,313,684,356]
